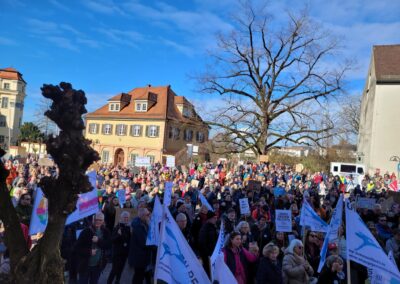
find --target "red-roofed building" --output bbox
[85,85,209,166]
[0,67,26,149]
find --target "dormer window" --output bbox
[136,101,148,112]
[109,103,120,112]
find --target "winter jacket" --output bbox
[111,223,131,259]
[128,217,151,268]
[256,257,283,284]
[198,222,218,257]
[282,252,314,284]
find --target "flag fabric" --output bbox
[370,250,399,284]
[389,180,399,191]
[154,208,211,284]
[318,194,344,272]
[210,222,237,284]
[300,199,328,232]
[163,181,173,207]
[116,189,126,207]
[345,199,400,283]
[146,196,162,246]
[29,171,99,235]
[199,194,214,212]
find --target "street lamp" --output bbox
[389,155,400,178]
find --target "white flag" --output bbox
[345,199,400,283]
[370,250,399,284]
[210,222,237,284]
[318,194,344,272]
[300,199,328,232]
[155,208,211,284]
[163,182,173,207]
[199,194,214,212]
[146,196,162,246]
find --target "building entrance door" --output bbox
[114,148,124,166]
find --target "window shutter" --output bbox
[146,126,149,137]
[130,125,134,136]
[109,125,113,135]
[138,125,142,136]
[116,124,121,135]
[102,124,106,134]
[156,126,160,137]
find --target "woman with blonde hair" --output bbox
[282,239,314,284]
[256,243,283,284]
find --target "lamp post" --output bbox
[389,155,400,179]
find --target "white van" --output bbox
[330,162,365,189]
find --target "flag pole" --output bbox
[154,201,166,284]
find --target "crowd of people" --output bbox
[0,155,399,284]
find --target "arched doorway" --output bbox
[114,148,124,166]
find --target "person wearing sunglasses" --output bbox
[282,239,314,284]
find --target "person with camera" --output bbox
[107,211,131,284]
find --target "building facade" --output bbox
[0,68,26,150]
[85,85,209,166]
[357,45,400,174]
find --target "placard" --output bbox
[239,198,250,215]
[259,155,269,163]
[166,156,175,168]
[135,156,151,167]
[191,179,199,188]
[114,208,137,227]
[38,158,54,167]
[356,197,376,209]
[275,210,292,232]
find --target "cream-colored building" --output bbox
[357,45,400,174]
[85,85,209,166]
[0,68,26,150]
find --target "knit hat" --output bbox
[206,211,216,220]
[176,199,185,209]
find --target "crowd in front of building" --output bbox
[0,155,399,284]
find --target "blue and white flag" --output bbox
[199,194,214,212]
[345,199,400,283]
[146,196,162,246]
[155,208,211,284]
[318,194,344,272]
[163,182,173,207]
[210,222,237,284]
[29,171,99,235]
[300,199,328,232]
[370,250,399,284]
[117,189,126,208]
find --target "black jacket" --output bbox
[111,223,131,258]
[74,225,111,273]
[128,217,151,268]
[256,257,283,284]
[198,222,218,257]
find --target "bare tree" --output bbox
[0,82,99,283]
[337,94,361,140]
[197,3,350,156]
[34,97,58,136]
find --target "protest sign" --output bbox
[239,198,251,215]
[275,210,292,232]
[248,180,261,191]
[38,158,54,167]
[155,209,211,284]
[259,155,268,163]
[166,156,175,168]
[191,179,200,188]
[114,208,137,227]
[117,189,126,207]
[356,197,376,209]
[273,187,286,197]
[295,163,304,173]
[345,199,400,282]
[135,156,151,167]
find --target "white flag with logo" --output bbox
[199,194,214,212]
[210,222,237,284]
[345,199,400,283]
[146,196,162,246]
[300,199,328,232]
[318,194,344,272]
[154,208,211,284]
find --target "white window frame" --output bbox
[116,124,127,136]
[3,83,10,90]
[109,103,114,111]
[130,153,138,166]
[89,123,98,134]
[136,101,148,112]
[102,151,110,163]
[103,124,112,135]
[115,104,120,111]
[1,97,8,109]
[132,125,141,137]
[149,125,158,137]
[147,155,155,164]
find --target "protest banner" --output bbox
[248,180,261,191]
[146,196,162,246]
[166,156,175,168]
[114,207,137,227]
[239,198,251,215]
[38,158,54,167]
[199,194,214,212]
[135,156,151,167]
[275,210,292,232]
[300,199,328,232]
[210,222,237,284]
[356,197,376,209]
[345,199,400,283]
[154,208,211,284]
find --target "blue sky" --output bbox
[0,0,399,123]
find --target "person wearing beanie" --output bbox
[317,255,345,284]
[198,210,218,277]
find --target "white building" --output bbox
[357,45,400,174]
[0,67,26,150]
[277,146,311,157]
